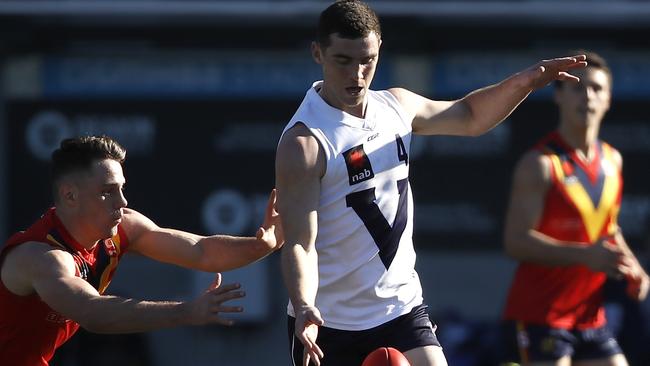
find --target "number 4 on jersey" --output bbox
[396,134,408,165]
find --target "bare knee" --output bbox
[574,353,628,366]
[403,345,448,366]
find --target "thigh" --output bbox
[573,326,625,364]
[520,355,572,366]
[287,316,365,366]
[501,321,576,364]
[573,353,628,366]
[376,304,441,353]
[288,305,441,366]
[404,345,448,366]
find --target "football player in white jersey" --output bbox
[275,1,587,365]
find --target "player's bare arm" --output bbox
[276,123,325,366]
[1,241,244,333]
[390,55,587,137]
[608,149,650,300]
[122,191,283,273]
[611,229,650,301]
[503,150,625,276]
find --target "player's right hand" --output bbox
[585,239,628,278]
[295,305,325,366]
[624,267,650,301]
[186,273,245,326]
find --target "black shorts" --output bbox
[288,304,441,366]
[501,320,623,363]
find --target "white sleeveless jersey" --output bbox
[281,81,423,331]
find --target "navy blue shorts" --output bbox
[288,304,441,366]
[501,321,623,363]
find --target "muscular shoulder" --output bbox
[387,87,420,116]
[5,241,75,273]
[120,208,158,245]
[388,87,461,135]
[605,143,623,171]
[512,149,552,190]
[1,242,75,295]
[276,122,325,178]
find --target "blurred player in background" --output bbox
[501,50,649,366]
[275,1,587,365]
[0,135,284,366]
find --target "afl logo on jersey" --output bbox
[343,144,375,185]
[104,238,118,257]
[563,175,579,185]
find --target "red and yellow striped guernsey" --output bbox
[0,207,130,365]
[503,131,622,329]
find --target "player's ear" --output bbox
[58,180,79,207]
[311,41,323,65]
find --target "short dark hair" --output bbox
[317,0,381,48]
[51,135,126,196]
[555,50,612,89]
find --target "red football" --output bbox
[362,347,411,366]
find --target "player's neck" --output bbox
[345,104,367,119]
[557,124,599,161]
[55,209,100,250]
[318,85,367,119]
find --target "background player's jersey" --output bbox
[503,131,622,329]
[281,81,422,331]
[0,208,129,366]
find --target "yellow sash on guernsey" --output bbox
[547,143,620,243]
[98,236,122,294]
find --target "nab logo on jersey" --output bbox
[343,144,374,185]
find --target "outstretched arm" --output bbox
[123,189,283,272]
[503,150,629,277]
[276,123,325,366]
[390,55,587,136]
[1,242,244,333]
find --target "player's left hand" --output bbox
[518,55,587,90]
[257,189,284,252]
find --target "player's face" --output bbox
[75,159,128,240]
[312,31,381,117]
[555,67,611,131]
